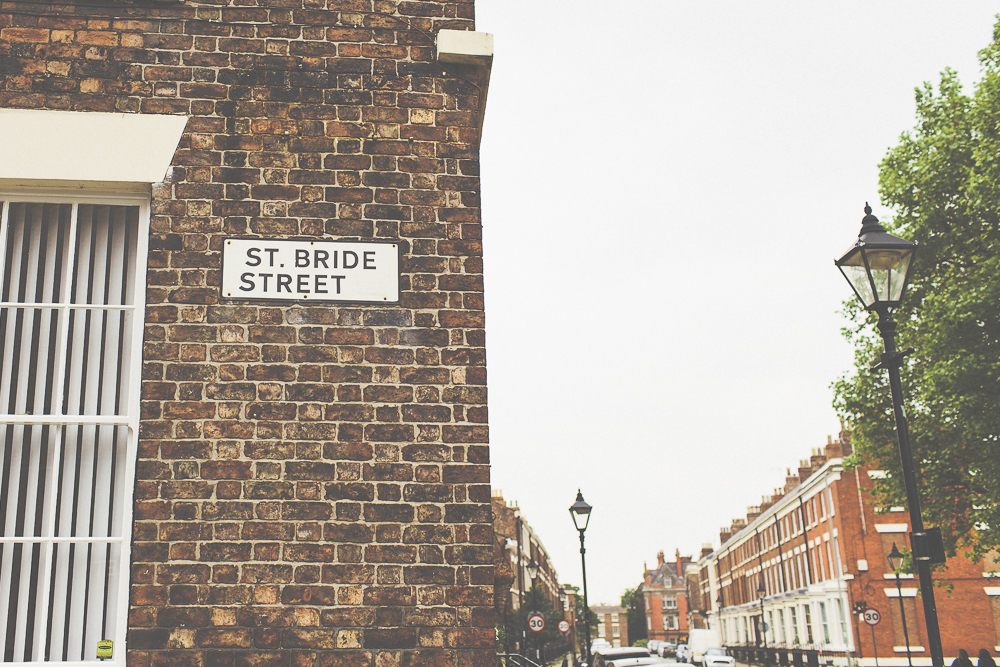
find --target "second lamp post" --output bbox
[757,579,768,659]
[570,490,592,663]
[888,543,914,667]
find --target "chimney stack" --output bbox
[797,459,811,482]
[784,468,801,493]
[810,447,827,471]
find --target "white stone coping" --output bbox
[436,29,493,132]
[0,109,187,185]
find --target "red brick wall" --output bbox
[843,467,1000,659]
[0,2,494,666]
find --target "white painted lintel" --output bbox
[436,29,493,132]
[0,109,187,184]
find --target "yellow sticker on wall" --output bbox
[96,640,113,660]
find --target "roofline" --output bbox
[701,457,845,563]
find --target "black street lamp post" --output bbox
[757,579,767,661]
[888,543,914,667]
[835,204,944,667]
[527,556,539,591]
[561,587,576,666]
[716,595,724,646]
[527,557,540,663]
[570,491,593,664]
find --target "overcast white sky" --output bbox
[472,3,999,606]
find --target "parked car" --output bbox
[701,648,735,667]
[662,643,677,657]
[591,647,653,667]
[675,644,691,662]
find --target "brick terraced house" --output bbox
[698,434,1000,666]
[0,2,495,667]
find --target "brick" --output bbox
[2,28,50,43]
[363,424,414,442]
[363,504,414,523]
[321,564,376,584]
[364,628,417,648]
[363,587,415,606]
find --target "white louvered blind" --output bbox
[0,194,148,665]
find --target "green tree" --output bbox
[513,585,570,654]
[620,587,647,645]
[833,18,1000,563]
[563,584,599,652]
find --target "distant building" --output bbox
[642,550,690,644]
[697,431,1000,665]
[492,490,560,609]
[594,605,630,647]
[687,544,715,629]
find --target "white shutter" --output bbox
[0,193,148,665]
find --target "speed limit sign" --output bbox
[558,620,570,634]
[863,609,881,626]
[528,613,546,633]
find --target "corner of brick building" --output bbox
[1,0,497,665]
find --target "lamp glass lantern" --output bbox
[887,542,905,572]
[835,204,917,310]
[527,557,539,583]
[757,580,766,600]
[569,490,592,532]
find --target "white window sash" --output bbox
[0,190,148,665]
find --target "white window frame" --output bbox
[0,188,149,666]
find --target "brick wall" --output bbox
[0,1,494,666]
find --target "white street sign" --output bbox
[222,238,400,303]
[528,613,545,633]
[558,620,570,634]
[863,609,881,626]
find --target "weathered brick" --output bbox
[363,503,414,523]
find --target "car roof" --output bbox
[605,659,661,667]
[594,648,651,656]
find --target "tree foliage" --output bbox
[621,587,647,645]
[833,19,1000,563]
[511,585,571,652]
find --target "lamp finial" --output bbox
[860,202,886,236]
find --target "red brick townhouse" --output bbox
[641,550,690,645]
[0,2,495,667]
[699,433,1000,666]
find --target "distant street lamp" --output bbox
[716,594,724,641]
[888,543,914,667]
[570,490,593,663]
[835,204,943,667]
[756,579,767,658]
[561,588,576,665]
[527,558,540,663]
[527,557,539,590]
